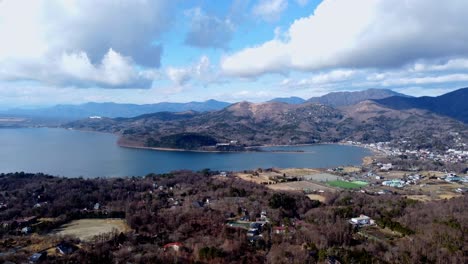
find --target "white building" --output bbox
[349,215,374,226]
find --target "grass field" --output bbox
[328,180,367,189]
[52,219,129,241]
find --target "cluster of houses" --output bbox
[355,140,468,164]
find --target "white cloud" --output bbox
[58,49,158,87]
[166,56,220,87]
[252,0,288,22]
[223,0,468,77]
[0,49,159,88]
[279,69,359,90]
[0,0,173,88]
[382,73,468,87]
[166,67,192,87]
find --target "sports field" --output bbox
[328,180,368,189]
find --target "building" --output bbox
[29,252,47,263]
[273,226,288,234]
[56,242,78,255]
[445,175,462,182]
[349,215,374,226]
[380,163,393,171]
[163,242,183,252]
[382,179,405,188]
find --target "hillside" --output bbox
[307,88,409,107]
[374,87,468,123]
[66,99,468,151]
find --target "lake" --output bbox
[0,128,372,177]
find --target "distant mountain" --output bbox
[307,88,410,107]
[373,87,468,123]
[268,96,306,104]
[3,99,231,120]
[66,98,467,151]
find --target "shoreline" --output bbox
[57,127,382,166]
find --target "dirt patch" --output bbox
[52,219,129,241]
[301,173,340,182]
[306,194,327,202]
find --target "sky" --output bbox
[1,0,468,108]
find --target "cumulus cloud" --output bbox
[280,69,360,90]
[222,0,468,77]
[184,8,235,49]
[411,58,468,72]
[166,56,220,87]
[252,0,288,22]
[0,49,158,88]
[0,0,174,88]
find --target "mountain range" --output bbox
[65,88,468,151]
[2,88,410,120]
[1,100,230,119]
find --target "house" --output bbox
[220,171,227,177]
[21,226,32,234]
[380,163,393,171]
[349,215,374,226]
[377,189,392,195]
[445,175,462,182]
[94,203,100,210]
[56,242,78,255]
[163,242,183,252]
[260,211,267,221]
[273,226,287,234]
[29,252,47,263]
[455,187,468,194]
[247,229,260,237]
[382,179,405,188]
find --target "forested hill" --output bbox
[306,88,409,107]
[373,87,468,123]
[65,96,468,151]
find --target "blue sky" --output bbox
[1,0,468,108]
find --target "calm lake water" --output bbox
[0,128,372,178]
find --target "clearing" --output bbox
[306,194,327,202]
[52,219,129,241]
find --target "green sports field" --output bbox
[328,180,368,189]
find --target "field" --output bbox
[301,173,340,182]
[328,180,367,189]
[268,181,336,192]
[52,219,129,241]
